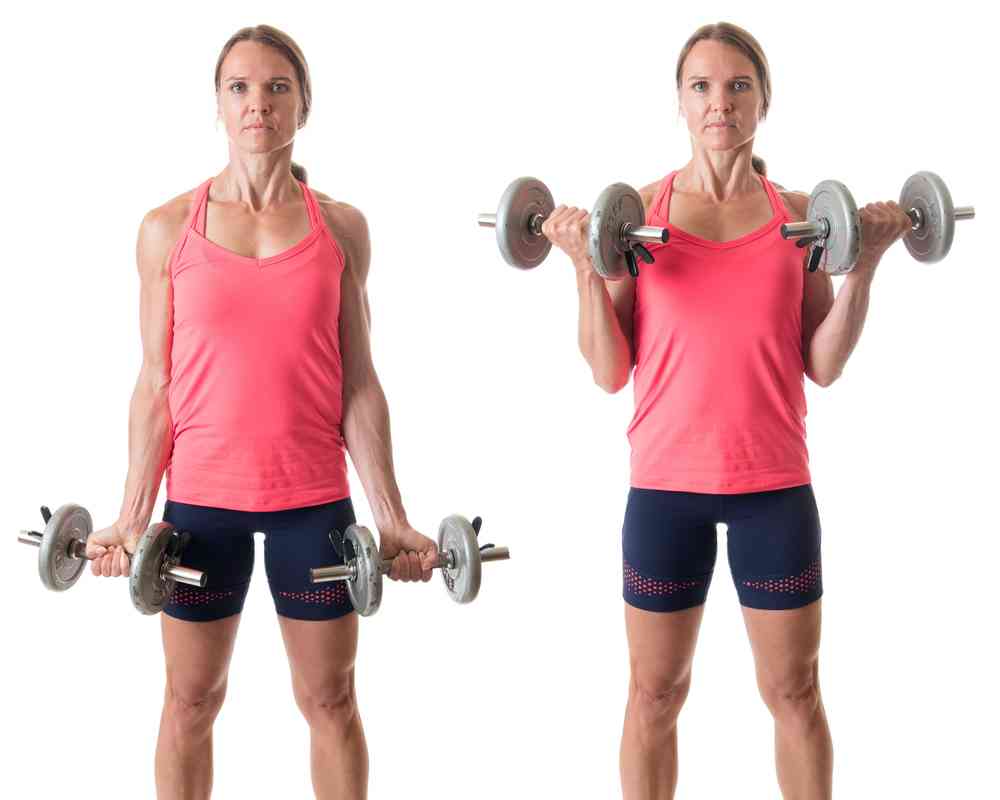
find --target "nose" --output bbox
[246,86,271,116]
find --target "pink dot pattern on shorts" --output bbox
[170,587,235,606]
[279,584,348,605]
[743,561,821,594]
[624,563,703,597]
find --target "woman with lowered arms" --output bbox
[80,25,436,800]
[541,21,912,800]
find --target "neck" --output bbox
[215,147,299,211]
[676,143,760,202]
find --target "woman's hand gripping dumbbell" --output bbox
[17,503,206,614]
[310,515,510,616]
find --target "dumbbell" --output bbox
[478,177,669,279]
[310,514,510,616]
[17,503,206,615]
[780,171,975,274]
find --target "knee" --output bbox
[757,662,822,731]
[629,669,691,734]
[294,669,358,732]
[164,678,227,738]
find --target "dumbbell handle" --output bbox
[311,545,511,584]
[908,205,975,230]
[17,529,206,587]
[477,212,668,245]
[781,204,976,241]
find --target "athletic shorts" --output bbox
[162,496,356,622]
[622,484,822,612]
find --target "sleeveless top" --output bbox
[165,178,350,512]
[627,171,811,494]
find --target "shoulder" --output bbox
[770,181,810,222]
[136,186,199,274]
[310,189,367,248]
[309,188,370,277]
[637,177,665,211]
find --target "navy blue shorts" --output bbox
[162,497,356,623]
[622,484,822,612]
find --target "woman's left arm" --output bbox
[785,192,911,387]
[321,198,436,581]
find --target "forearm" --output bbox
[117,371,173,535]
[805,262,878,385]
[342,374,408,531]
[576,267,632,392]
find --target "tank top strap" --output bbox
[757,173,790,222]
[298,180,325,230]
[189,179,213,236]
[647,172,677,225]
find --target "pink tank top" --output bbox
[165,178,350,511]
[627,171,810,494]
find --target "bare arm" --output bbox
[117,207,179,537]
[575,269,635,393]
[783,190,900,387]
[88,201,183,569]
[329,205,410,533]
[545,181,658,394]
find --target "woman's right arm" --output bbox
[88,202,184,575]
[543,181,658,394]
[574,267,634,393]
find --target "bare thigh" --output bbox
[161,613,242,702]
[626,604,705,691]
[279,614,359,701]
[741,600,822,706]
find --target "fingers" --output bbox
[89,546,130,578]
[386,548,437,582]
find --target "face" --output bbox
[678,39,763,154]
[216,40,304,156]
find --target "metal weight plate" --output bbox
[345,525,382,617]
[130,522,176,615]
[900,171,954,263]
[38,504,91,591]
[588,183,645,280]
[807,180,860,275]
[495,177,555,270]
[438,515,482,604]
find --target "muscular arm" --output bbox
[572,181,658,393]
[783,190,874,387]
[116,204,183,538]
[324,203,409,532]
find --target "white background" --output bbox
[2,1,996,798]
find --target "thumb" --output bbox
[85,527,121,557]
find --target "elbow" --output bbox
[808,368,841,388]
[593,368,629,394]
[139,363,171,394]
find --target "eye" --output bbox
[692,81,707,92]
[733,80,750,91]
[272,82,290,93]
[230,81,245,94]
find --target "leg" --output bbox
[155,500,255,799]
[726,484,830,799]
[279,615,366,800]
[263,498,365,799]
[621,605,704,800]
[742,602,832,800]
[156,614,241,799]
[619,488,718,800]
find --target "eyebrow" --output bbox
[224,75,293,83]
[688,75,754,82]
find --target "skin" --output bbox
[82,40,435,799]
[542,39,912,800]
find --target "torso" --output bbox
[156,180,359,266]
[637,173,806,242]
